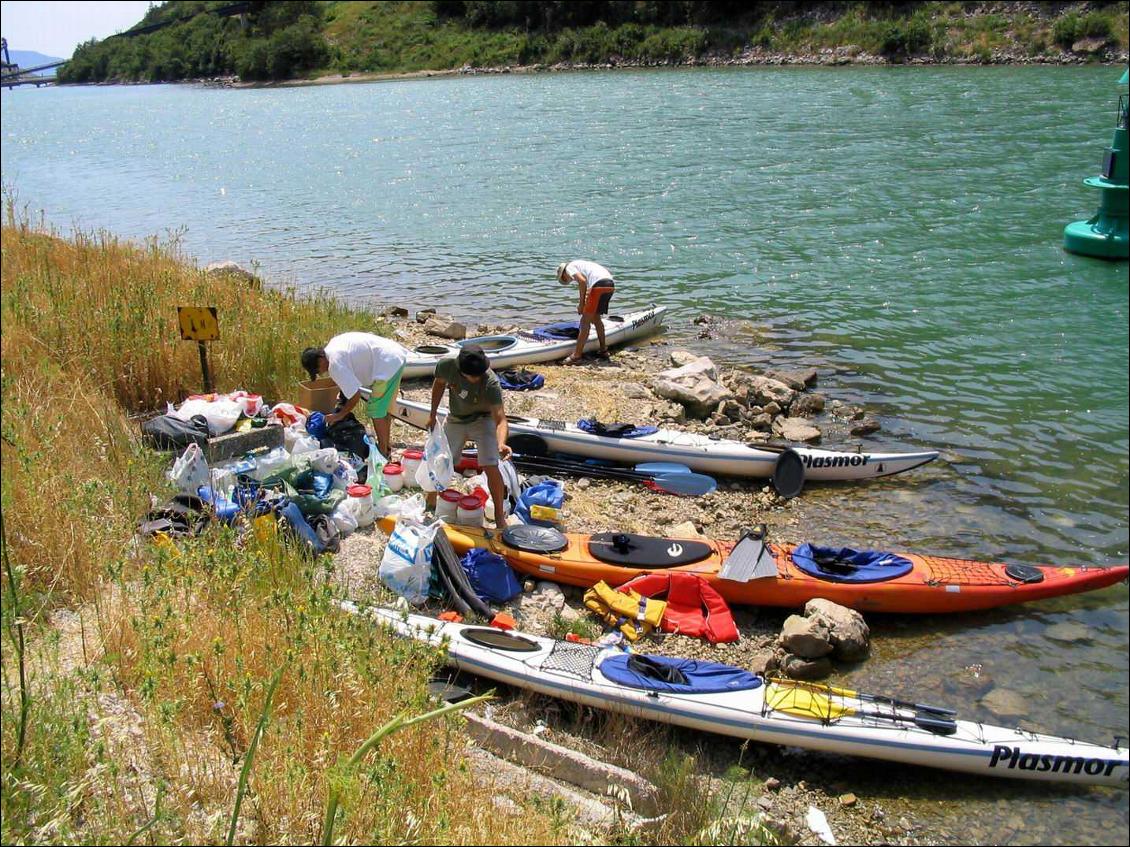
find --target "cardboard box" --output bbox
[298,377,341,414]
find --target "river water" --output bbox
[2,67,1127,843]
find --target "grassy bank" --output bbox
[61,1,1130,84]
[0,211,574,844]
[323,1,1129,72]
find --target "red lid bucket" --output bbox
[347,484,372,498]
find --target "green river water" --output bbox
[2,66,1126,843]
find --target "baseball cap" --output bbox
[457,344,490,376]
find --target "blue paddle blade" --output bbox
[653,472,717,496]
[635,462,692,476]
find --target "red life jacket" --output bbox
[617,572,740,644]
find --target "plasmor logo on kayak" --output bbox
[988,745,1124,779]
[667,543,684,558]
[802,454,869,468]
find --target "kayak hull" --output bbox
[391,397,939,481]
[355,606,1129,788]
[394,520,1130,615]
[402,306,668,379]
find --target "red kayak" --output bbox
[383,518,1129,614]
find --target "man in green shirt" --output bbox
[427,345,512,524]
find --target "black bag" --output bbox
[141,414,210,450]
[320,413,370,464]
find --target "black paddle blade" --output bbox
[771,449,806,499]
[508,433,549,457]
[913,714,959,735]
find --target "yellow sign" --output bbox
[177,307,219,341]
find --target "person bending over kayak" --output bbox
[427,345,512,524]
[556,259,615,365]
[301,332,407,459]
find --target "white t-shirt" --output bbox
[324,332,407,400]
[565,260,614,288]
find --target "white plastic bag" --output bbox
[168,443,210,493]
[306,447,340,474]
[331,503,359,537]
[379,518,439,605]
[291,433,320,454]
[250,446,292,481]
[374,493,426,521]
[170,398,243,435]
[331,460,358,491]
[338,493,376,529]
[416,424,454,493]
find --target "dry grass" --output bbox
[2,202,388,414]
[1,215,571,845]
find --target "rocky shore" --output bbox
[263,40,1127,91]
[325,308,939,845]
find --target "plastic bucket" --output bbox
[401,449,424,488]
[456,495,485,527]
[436,488,463,522]
[382,462,404,492]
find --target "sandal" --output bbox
[595,348,612,360]
[562,355,584,366]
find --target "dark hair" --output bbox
[300,346,325,380]
[457,344,490,377]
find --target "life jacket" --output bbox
[583,580,667,642]
[617,572,739,644]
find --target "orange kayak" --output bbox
[378,518,1129,614]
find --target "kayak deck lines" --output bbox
[354,606,1129,788]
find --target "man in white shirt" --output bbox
[556,259,615,365]
[301,332,408,458]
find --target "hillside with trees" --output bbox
[59,0,1129,84]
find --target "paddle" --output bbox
[644,472,718,497]
[771,448,805,499]
[635,461,692,475]
[767,681,958,735]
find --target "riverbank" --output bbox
[58,1,1130,86]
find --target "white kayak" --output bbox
[353,607,1129,788]
[402,305,668,379]
[391,397,938,481]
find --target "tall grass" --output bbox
[2,202,388,415]
[1,214,569,844]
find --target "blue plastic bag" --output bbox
[515,479,564,526]
[461,548,522,603]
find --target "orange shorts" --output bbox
[582,283,614,317]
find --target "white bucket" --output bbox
[383,462,405,493]
[436,489,463,522]
[401,449,423,488]
[456,495,485,527]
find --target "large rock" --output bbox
[668,520,703,539]
[850,418,881,436]
[204,261,261,288]
[779,614,833,659]
[765,368,817,391]
[652,358,732,419]
[746,376,797,409]
[804,598,870,661]
[669,349,704,369]
[790,393,826,418]
[775,417,822,443]
[777,651,833,681]
[423,316,467,340]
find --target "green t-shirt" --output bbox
[435,355,503,423]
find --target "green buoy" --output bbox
[1063,69,1129,260]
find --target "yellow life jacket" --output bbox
[583,580,667,642]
